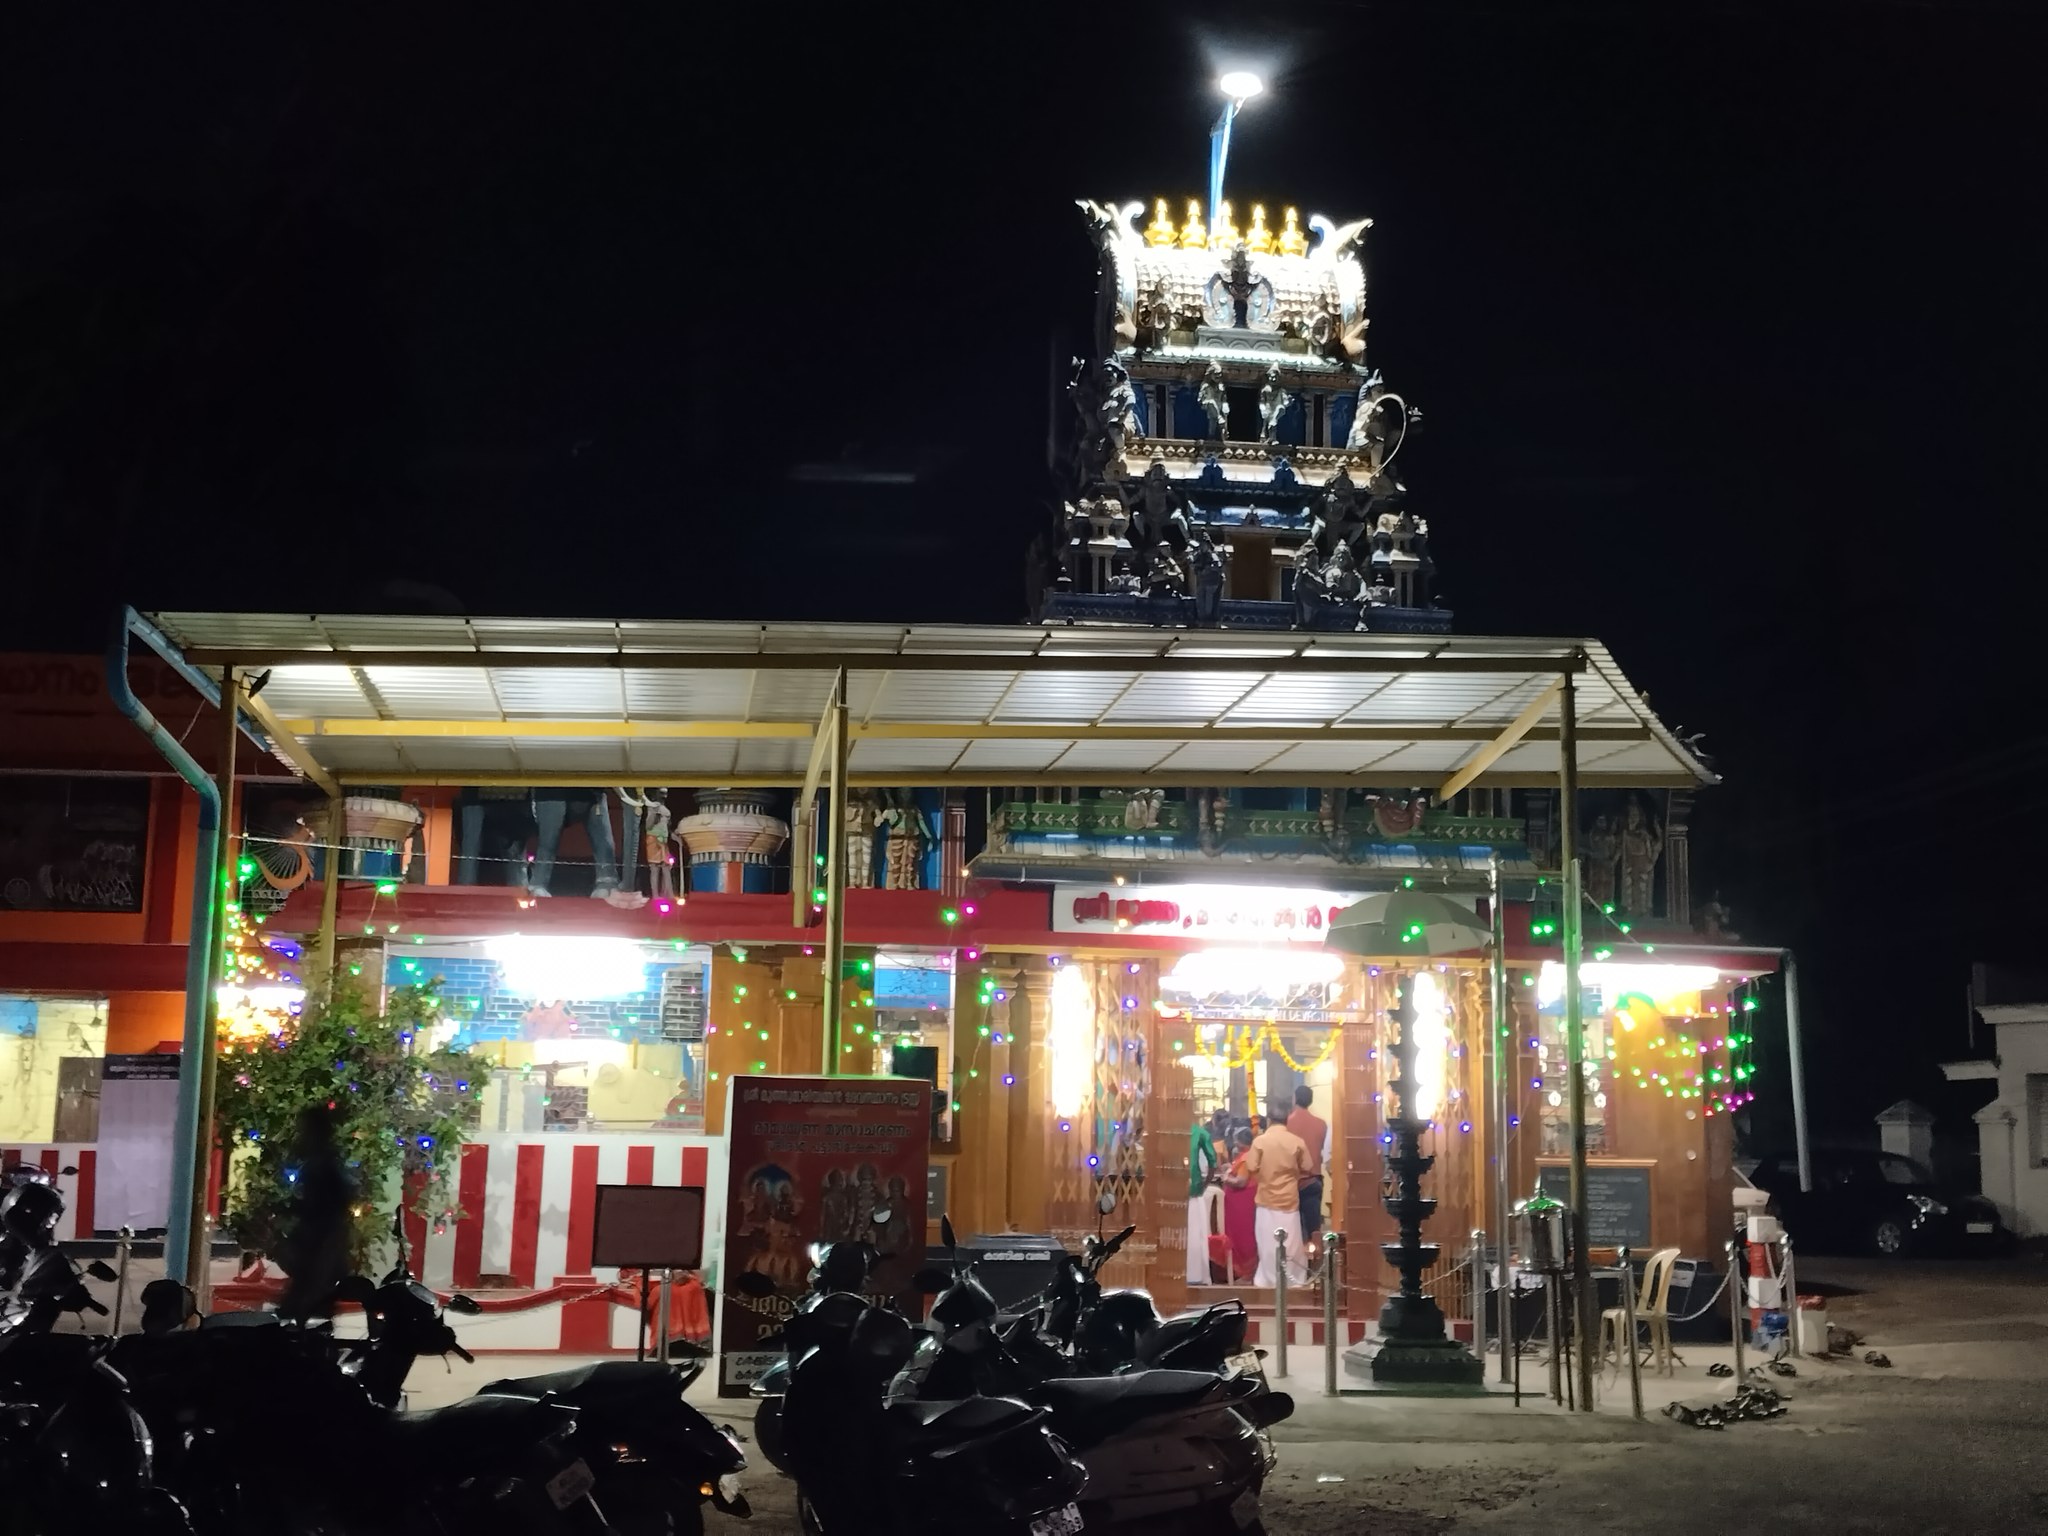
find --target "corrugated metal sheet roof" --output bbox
[148,613,1716,790]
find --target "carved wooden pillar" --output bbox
[1042,962,1101,1250]
[774,953,825,1077]
[1665,788,1695,928]
[705,955,779,1136]
[1341,965,1395,1327]
[971,960,1015,1237]
[1003,961,1052,1235]
[1144,960,1191,1319]
[941,794,968,899]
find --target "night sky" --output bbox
[3,4,2043,1139]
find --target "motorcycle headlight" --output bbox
[1907,1195,1947,1217]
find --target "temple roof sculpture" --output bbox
[1047,197,1442,636]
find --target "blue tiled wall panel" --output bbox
[381,954,706,1045]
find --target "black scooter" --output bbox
[901,1217,1291,1536]
[0,1248,193,1536]
[77,1263,603,1536]
[345,1265,752,1534]
[975,1196,1266,1386]
[0,1335,194,1535]
[747,1238,882,1475]
[742,1243,1088,1536]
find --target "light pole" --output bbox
[1209,73,1264,229]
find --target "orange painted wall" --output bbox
[0,779,204,950]
[105,992,185,1054]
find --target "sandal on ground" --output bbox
[1864,1351,1891,1368]
[1707,1362,1733,1377]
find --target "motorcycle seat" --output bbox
[885,1393,1041,1450]
[387,1393,566,1472]
[481,1359,680,1408]
[1038,1369,1231,1443]
[1135,1306,1244,1365]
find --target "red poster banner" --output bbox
[716,1074,931,1396]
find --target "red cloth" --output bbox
[1222,1182,1259,1276]
[1206,1233,1231,1282]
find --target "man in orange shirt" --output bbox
[1239,1099,1312,1286]
[1287,1084,1330,1255]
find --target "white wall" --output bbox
[1979,1010,2048,1236]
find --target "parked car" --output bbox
[1748,1149,2012,1257]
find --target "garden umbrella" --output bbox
[1324,889,1489,958]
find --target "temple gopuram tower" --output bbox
[1045,196,1441,633]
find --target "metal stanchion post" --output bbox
[1540,1277,1556,1409]
[1470,1229,1487,1367]
[111,1227,134,1335]
[1618,1243,1643,1421]
[1273,1227,1290,1380]
[1322,1232,1343,1396]
[1560,1276,1576,1412]
[1783,1235,1799,1357]
[1727,1236,1746,1381]
[198,1214,215,1317]
[1512,1288,1523,1408]
[659,1267,675,1364]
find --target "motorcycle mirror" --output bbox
[85,1259,119,1282]
[731,1271,779,1298]
[60,1166,79,1178]
[912,1265,952,1294]
[940,1215,957,1253]
[870,1207,892,1227]
[445,1293,484,1315]
[1097,1190,1117,1216]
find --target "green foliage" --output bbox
[214,979,480,1270]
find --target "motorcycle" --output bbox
[747,1237,884,1475]
[797,1314,1088,1536]
[111,1295,608,1536]
[0,1333,194,1535]
[1032,1196,1265,1385]
[902,1217,1291,1536]
[0,1184,193,1533]
[744,1247,1089,1536]
[338,1262,751,1534]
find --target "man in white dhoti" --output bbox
[1242,1102,1312,1288]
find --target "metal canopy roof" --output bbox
[147,613,1716,791]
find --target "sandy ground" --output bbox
[393,1251,2048,1534]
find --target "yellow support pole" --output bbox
[822,674,849,1068]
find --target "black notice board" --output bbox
[590,1184,706,1270]
[1536,1162,1653,1249]
[0,774,149,912]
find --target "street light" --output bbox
[1209,72,1265,233]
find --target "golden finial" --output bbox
[1178,199,1208,249]
[1246,204,1274,254]
[1209,200,1239,250]
[1277,206,1307,257]
[1145,198,1177,247]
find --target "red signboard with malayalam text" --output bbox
[715,1074,931,1396]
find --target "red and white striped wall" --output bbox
[0,1146,98,1241]
[1245,1314,1371,1349]
[397,1133,727,1352]
[5,1134,727,1355]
